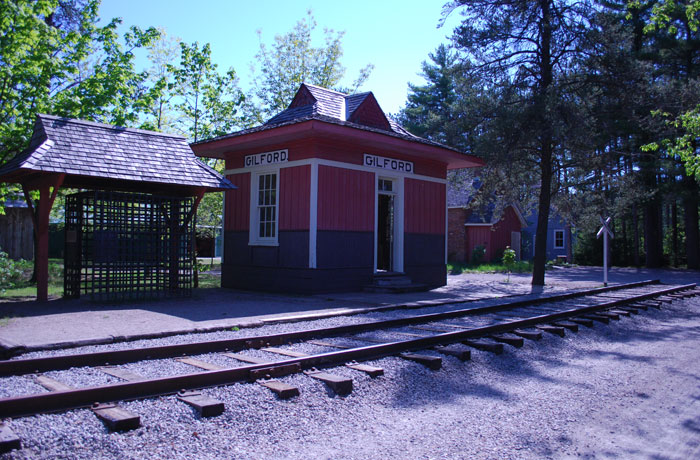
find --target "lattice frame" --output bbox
[64,191,195,301]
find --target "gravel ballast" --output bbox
[2,296,699,459]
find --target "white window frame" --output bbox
[249,169,280,246]
[553,229,565,249]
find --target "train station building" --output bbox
[192,84,483,293]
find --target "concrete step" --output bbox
[364,272,429,293]
[372,272,413,286]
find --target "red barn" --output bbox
[448,204,527,263]
[192,84,483,293]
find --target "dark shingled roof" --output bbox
[194,83,445,149]
[0,114,234,192]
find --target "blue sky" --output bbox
[98,0,463,115]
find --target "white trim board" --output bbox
[309,162,318,268]
[224,157,447,185]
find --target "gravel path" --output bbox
[2,295,699,459]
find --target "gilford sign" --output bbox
[245,149,289,167]
[363,154,413,173]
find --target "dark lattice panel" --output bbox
[64,191,195,301]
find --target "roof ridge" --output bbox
[345,91,372,98]
[38,114,185,140]
[302,83,348,96]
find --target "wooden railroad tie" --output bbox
[488,334,524,348]
[177,391,225,417]
[258,380,300,399]
[92,403,140,432]
[0,423,21,454]
[536,325,566,337]
[614,306,639,314]
[304,370,353,395]
[551,321,579,332]
[100,366,145,382]
[569,318,594,328]
[580,314,610,324]
[307,341,386,376]
[595,312,621,320]
[176,357,224,371]
[35,374,141,432]
[434,345,472,361]
[462,339,504,354]
[400,353,443,370]
[512,329,543,341]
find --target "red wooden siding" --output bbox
[317,165,374,231]
[225,172,250,231]
[348,96,391,130]
[465,206,524,262]
[466,227,493,262]
[404,178,446,234]
[279,165,310,230]
[491,207,522,259]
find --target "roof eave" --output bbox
[192,119,485,169]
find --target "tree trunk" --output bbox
[672,200,679,266]
[684,177,699,269]
[633,204,640,266]
[621,217,628,266]
[532,0,553,287]
[644,200,663,267]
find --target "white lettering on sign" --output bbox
[363,154,414,173]
[245,149,289,167]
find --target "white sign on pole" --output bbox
[596,216,614,286]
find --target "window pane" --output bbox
[255,173,278,240]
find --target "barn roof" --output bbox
[0,114,234,195]
[192,84,483,170]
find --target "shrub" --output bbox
[502,246,516,282]
[0,251,24,290]
[470,244,486,265]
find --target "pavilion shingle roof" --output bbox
[0,114,234,191]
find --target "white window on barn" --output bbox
[554,229,565,249]
[251,172,278,245]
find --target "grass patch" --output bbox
[0,257,64,299]
[0,283,64,300]
[448,261,533,275]
[197,273,221,289]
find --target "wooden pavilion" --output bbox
[0,114,234,301]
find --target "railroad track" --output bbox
[0,280,698,451]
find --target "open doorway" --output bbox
[377,178,395,271]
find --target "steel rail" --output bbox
[0,283,695,419]
[0,280,685,377]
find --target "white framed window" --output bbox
[554,229,565,249]
[250,171,279,246]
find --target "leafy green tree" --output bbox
[141,28,181,133]
[399,45,464,147]
[246,11,374,124]
[171,41,245,142]
[0,0,159,214]
[446,0,594,286]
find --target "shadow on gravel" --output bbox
[390,298,700,409]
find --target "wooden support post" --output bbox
[22,174,64,302]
